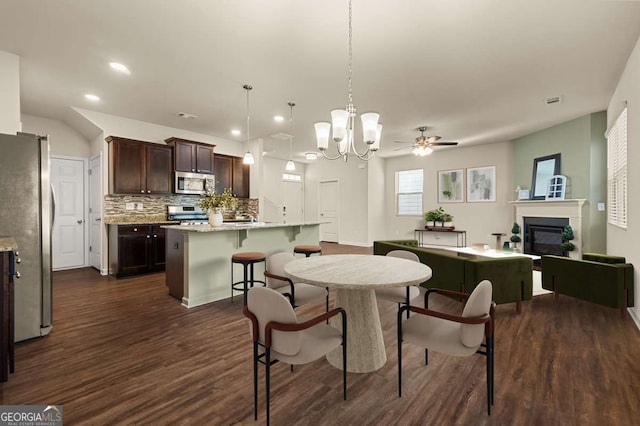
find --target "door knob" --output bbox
[95,218,102,222]
[77,219,83,224]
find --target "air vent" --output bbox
[270,132,294,140]
[177,112,198,119]
[544,96,562,105]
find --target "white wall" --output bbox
[21,114,91,157]
[606,34,640,326]
[74,107,243,156]
[305,159,369,246]
[0,51,21,134]
[384,141,514,245]
[367,156,386,245]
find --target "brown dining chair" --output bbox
[264,252,329,311]
[375,250,422,317]
[397,280,496,415]
[244,286,347,426]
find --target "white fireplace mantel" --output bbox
[509,199,586,258]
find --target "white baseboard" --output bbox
[338,240,372,248]
[628,307,640,331]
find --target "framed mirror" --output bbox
[530,153,561,200]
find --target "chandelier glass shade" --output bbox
[314,0,381,161]
[412,145,433,156]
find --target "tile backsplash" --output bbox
[104,194,259,221]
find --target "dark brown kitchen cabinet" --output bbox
[0,251,15,382]
[214,154,250,198]
[107,136,173,195]
[108,225,166,277]
[214,154,233,194]
[165,137,215,174]
[232,156,250,198]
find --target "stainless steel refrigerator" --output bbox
[0,132,53,342]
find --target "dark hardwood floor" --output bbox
[1,243,640,425]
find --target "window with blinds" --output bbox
[606,107,627,229]
[396,169,423,215]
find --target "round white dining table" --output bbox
[284,254,432,373]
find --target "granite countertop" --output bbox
[161,221,324,233]
[104,214,179,225]
[0,237,18,252]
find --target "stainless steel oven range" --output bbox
[167,205,209,225]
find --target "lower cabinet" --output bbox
[109,225,166,277]
[0,251,15,382]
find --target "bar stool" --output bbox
[231,252,266,305]
[293,245,322,257]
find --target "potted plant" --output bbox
[510,222,521,251]
[424,207,453,229]
[561,225,575,255]
[199,187,238,226]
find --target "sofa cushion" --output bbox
[582,253,626,264]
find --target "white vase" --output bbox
[209,210,224,226]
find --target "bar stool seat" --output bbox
[294,245,322,257]
[231,252,266,305]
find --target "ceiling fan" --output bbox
[394,126,458,156]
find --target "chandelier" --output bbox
[242,84,254,165]
[314,0,382,161]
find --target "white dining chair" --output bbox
[397,280,496,415]
[376,250,422,317]
[243,286,347,425]
[264,252,329,311]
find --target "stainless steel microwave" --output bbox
[175,171,215,195]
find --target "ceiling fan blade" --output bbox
[393,146,414,151]
[394,141,412,144]
[429,142,458,146]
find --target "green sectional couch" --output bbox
[541,253,634,316]
[373,240,533,311]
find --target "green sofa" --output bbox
[373,240,533,311]
[541,253,634,316]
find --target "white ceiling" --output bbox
[1,0,640,161]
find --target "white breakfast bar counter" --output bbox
[162,221,323,308]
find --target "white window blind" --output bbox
[606,107,627,228]
[396,169,423,215]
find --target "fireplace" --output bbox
[523,217,569,256]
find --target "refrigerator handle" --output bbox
[51,184,56,227]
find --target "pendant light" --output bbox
[285,102,296,171]
[242,84,255,165]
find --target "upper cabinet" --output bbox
[214,154,250,198]
[165,137,215,174]
[107,136,173,195]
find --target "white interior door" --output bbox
[282,180,303,223]
[52,156,86,270]
[89,154,102,271]
[319,180,339,242]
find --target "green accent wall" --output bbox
[513,111,607,253]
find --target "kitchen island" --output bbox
[163,222,322,308]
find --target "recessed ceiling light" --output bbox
[84,94,100,102]
[231,129,241,136]
[109,62,130,74]
[305,152,318,160]
[274,115,284,123]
